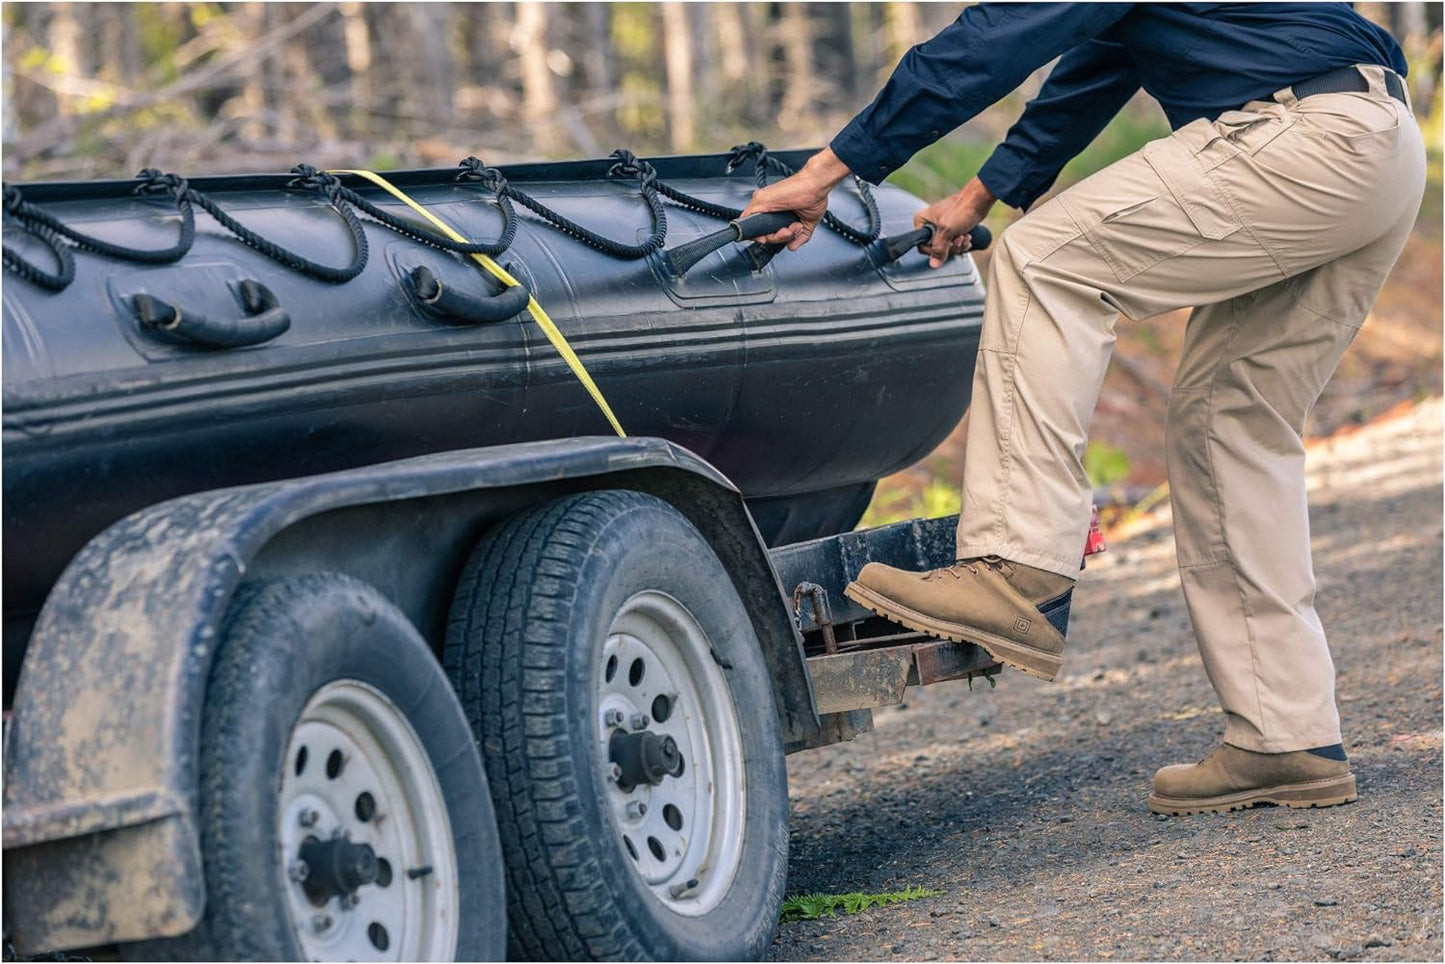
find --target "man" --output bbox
[742,3,1423,815]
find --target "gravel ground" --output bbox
[769,398,1443,963]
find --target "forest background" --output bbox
[4,2,1441,525]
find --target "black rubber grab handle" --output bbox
[744,240,788,272]
[133,280,290,349]
[407,266,531,325]
[663,211,798,276]
[871,222,992,265]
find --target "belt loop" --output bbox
[1273,85,1299,110]
[1356,63,1388,97]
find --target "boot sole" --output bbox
[1147,774,1358,816]
[843,581,1062,682]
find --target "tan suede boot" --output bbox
[843,557,1075,681]
[1148,743,1357,815]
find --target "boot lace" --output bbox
[920,557,1014,582]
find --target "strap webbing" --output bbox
[330,168,626,437]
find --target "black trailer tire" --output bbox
[443,490,789,961]
[130,572,505,962]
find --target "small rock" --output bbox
[986,917,1000,928]
[1314,898,1340,907]
[1364,936,1391,948]
[890,943,905,954]
[1096,710,1114,726]
[1268,882,1283,890]
[930,909,950,918]
[1058,816,1075,823]
[1154,814,1170,822]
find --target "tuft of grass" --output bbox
[779,886,944,923]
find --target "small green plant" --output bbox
[1083,439,1131,488]
[779,886,943,923]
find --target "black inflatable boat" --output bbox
[2,146,985,632]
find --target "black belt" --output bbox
[1291,65,1407,105]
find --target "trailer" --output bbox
[2,148,1005,961]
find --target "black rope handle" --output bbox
[2,188,76,291]
[727,142,882,245]
[4,171,196,267]
[195,165,368,283]
[316,163,519,257]
[458,150,668,261]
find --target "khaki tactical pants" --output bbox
[957,65,1425,752]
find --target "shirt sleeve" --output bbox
[976,39,1142,210]
[829,2,1133,184]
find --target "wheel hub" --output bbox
[609,728,684,792]
[299,835,381,904]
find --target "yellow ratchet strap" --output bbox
[331,168,626,437]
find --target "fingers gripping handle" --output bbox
[663,211,798,276]
[871,222,992,265]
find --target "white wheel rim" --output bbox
[598,590,747,916]
[278,680,460,961]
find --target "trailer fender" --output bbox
[2,435,817,954]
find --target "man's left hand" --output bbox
[915,177,998,268]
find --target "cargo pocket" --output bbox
[1142,136,1243,243]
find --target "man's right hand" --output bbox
[915,177,999,268]
[740,147,853,251]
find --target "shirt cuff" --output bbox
[976,146,1042,210]
[829,118,902,185]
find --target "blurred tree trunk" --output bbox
[661,2,694,151]
[777,2,813,134]
[340,1,372,136]
[513,0,559,154]
[714,3,766,132]
[47,2,81,116]
[583,3,616,141]
[884,1,919,80]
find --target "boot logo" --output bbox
[1014,617,1032,635]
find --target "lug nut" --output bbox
[630,713,650,731]
[669,878,700,899]
[311,913,332,933]
[298,807,319,828]
[287,859,309,883]
[626,801,647,819]
[608,762,623,783]
[603,708,624,727]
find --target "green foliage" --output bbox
[857,472,960,529]
[1083,439,1131,488]
[888,138,996,203]
[1057,106,1171,184]
[886,103,1170,207]
[779,887,943,923]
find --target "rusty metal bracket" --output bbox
[805,637,999,716]
[792,581,837,653]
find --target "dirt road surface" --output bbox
[769,398,1443,962]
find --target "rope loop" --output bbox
[288,163,345,203]
[726,141,769,178]
[134,168,189,199]
[456,156,509,195]
[606,149,658,190]
[3,185,26,217]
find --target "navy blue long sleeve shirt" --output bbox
[830,3,1407,209]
